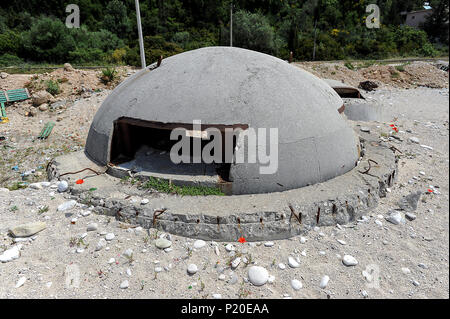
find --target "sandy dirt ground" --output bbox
[0,62,448,299]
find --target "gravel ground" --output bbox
[0,70,448,299]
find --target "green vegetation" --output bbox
[0,0,447,66]
[101,67,118,84]
[142,176,225,196]
[38,205,49,215]
[46,79,60,95]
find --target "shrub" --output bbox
[109,48,127,64]
[123,46,140,66]
[143,35,183,64]
[101,67,117,84]
[0,53,23,66]
[68,48,105,64]
[46,80,60,95]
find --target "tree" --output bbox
[103,0,132,38]
[422,0,449,44]
[22,16,76,62]
[221,10,278,55]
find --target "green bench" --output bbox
[0,88,31,123]
[38,121,55,140]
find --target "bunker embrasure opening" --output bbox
[109,117,248,185]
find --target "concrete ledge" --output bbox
[47,128,397,241]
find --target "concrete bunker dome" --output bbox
[85,46,360,195]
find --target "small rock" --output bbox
[57,200,77,211]
[187,264,198,275]
[57,181,69,192]
[63,63,74,71]
[29,183,43,190]
[337,239,347,245]
[155,238,172,249]
[212,293,222,299]
[288,256,300,268]
[108,258,115,264]
[105,233,115,241]
[0,245,22,263]
[193,240,206,249]
[319,275,330,289]
[120,280,129,289]
[360,127,370,133]
[123,249,133,258]
[9,221,46,237]
[300,237,307,244]
[15,277,27,288]
[231,257,241,269]
[278,263,286,270]
[225,244,235,252]
[342,255,358,266]
[264,241,274,247]
[397,191,422,212]
[155,267,163,273]
[405,213,417,221]
[87,223,98,231]
[32,90,53,106]
[95,239,107,251]
[81,211,91,217]
[39,103,48,112]
[409,137,420,144]
[291,279,303,290]
[402,267,411,274]
[248,266,269,286]
[140,199,149,205]
[385,211,404,225]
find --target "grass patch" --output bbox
[391,71,400,79]
[141,176,225,196]
[38,205,49,215]
[46,79,60,95]
[7,182,27,191]
[344,61,355,70]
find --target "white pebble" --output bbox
[291,279,303,290]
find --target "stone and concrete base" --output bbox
[47,125,398,241]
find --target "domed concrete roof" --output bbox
[85,47,359,194]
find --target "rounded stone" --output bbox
[291,279,303,290]
[193,240,206,249]
[105,233,115,241]
[187,264,198,275]
[85,47,359,195]
[342,255,358,266]
[155,238,172,249]
[87,223,98,232]
[120,280,129,289]
[320,275,330,289]
[57,181,69,193]
[247,266,269,286]
[288,256,300,268]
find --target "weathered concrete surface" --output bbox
[85,47,359,194]
[342,98,383,122]
[49,124,397,241]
